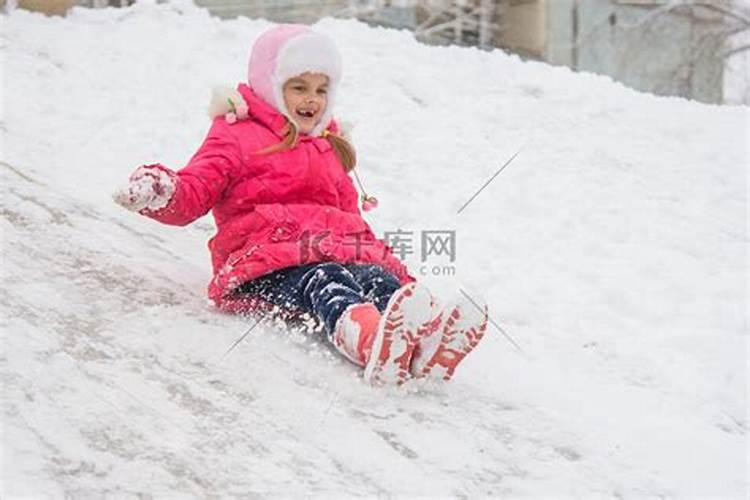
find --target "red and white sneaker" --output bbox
[363,283,442,386]
[333,303,381,367]
[410,298,488,382]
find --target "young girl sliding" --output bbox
[114,24,487,386]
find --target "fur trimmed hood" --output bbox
[208,86,250,125]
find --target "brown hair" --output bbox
[256,120,357,172]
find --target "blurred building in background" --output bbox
[7,0,748,104]
[357,0,749,105]
[496,0,748,105]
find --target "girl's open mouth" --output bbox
[296,108,317,119]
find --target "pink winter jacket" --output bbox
[141,84,414,312]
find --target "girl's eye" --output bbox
[318,88,328,95]
[293,86,305,92]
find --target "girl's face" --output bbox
[282,72,329,134]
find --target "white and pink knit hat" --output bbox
[248,24,342,137]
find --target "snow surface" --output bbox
[1,1,748,497]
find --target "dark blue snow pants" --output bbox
[235,262,402,337]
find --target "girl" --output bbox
[114,24,487,385]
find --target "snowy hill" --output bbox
[1,1,747,497]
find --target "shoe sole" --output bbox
[413,303,488,381]
[364,284,435,386]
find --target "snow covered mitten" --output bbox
[364,283,442,386]
[333,302,381,366]
[113,165,176,213]
[410,296,488,382]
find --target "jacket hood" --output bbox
[246,24,342,137]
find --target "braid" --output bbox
[323,130,357,172]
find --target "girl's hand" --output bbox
[113,165,176,212]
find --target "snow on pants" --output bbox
[235,262,402,337]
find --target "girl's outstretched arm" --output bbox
[114,118,242,226]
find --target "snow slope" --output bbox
[1,1,747,497]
